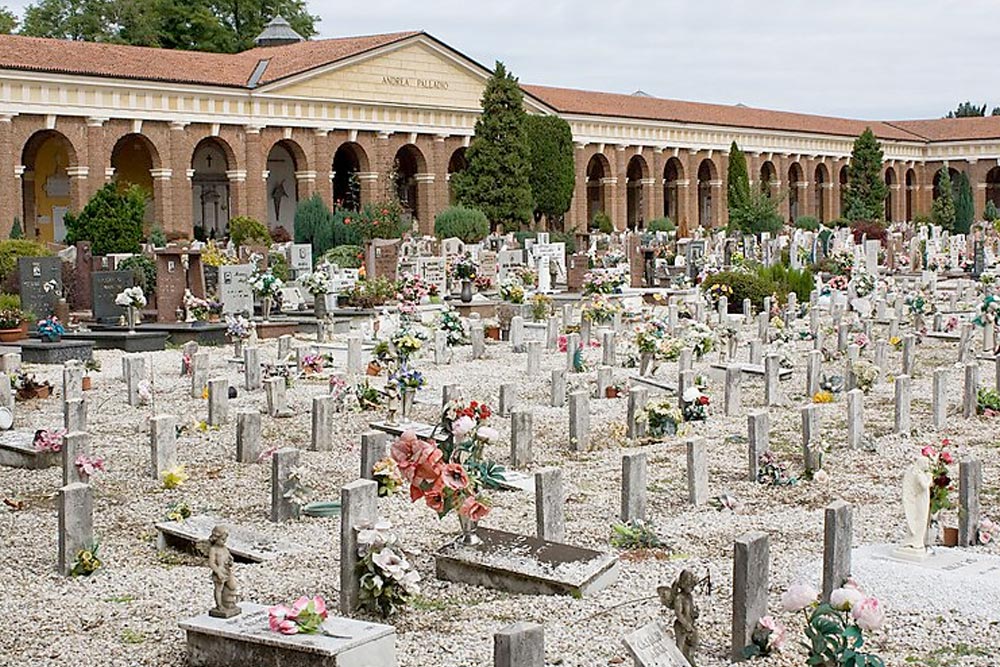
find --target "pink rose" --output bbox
[940,451,954,465]
[830,585,865,611]
[452,415,475,439]
[759,615,786,652]
[920,445,936,459]
[781,582,818,612]
[852,596,885,632]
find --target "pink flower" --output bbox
[920,445,936,459]
[759,615,786,652]
[476,426,500,443]
[459,495,490,521]
[268,604,298,634]
[452,415,475,439]
[441,463,470,490]
[852,596,885,632]
[830,584,865,611]
[940,451,954,465]
[781,582,818,612]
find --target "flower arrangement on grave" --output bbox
[390,328,424,366]
[474,274,492,292]
[582,269,626,295]
[396,272,430,315]
[703,282,733,307]
[973,294,1000,328]
[225,314,253,340]
[392,366,425,392]
[437,307,467,346]
[888,335,903,351]
[0,307,25,331]
[529,293,552,321]
[498,278,525,304]
[301,269,332,297]
[356,520,421,617]
[853,332,869,350]
[12,372,53,401]
[825,275,849,293]
[852,360,879,394]
[33,427,66,452]
[850,271,875,299]
[268,595,328,635]
[634,320,679,360]
[743,615,787,657]
[450,252,478,282]
[921,439,954,515]
[355,380,383,411]
[756,451,797,486]
[826,250,854,278]
[979,517,998,544]
[301,353,326,375]
[74,454,106,480]
[513,265,538,287]
[609,519,664,550]
[184,290,212,321]
[582,295,622,324]
[644,397,684,438]
[114,285,147,310]
[165,501,192,522]
[36,316,64,342]
[601,250,627,268]
[263,363,293,389]
[904,290,933,317]
[681,386,709,422]
[373,457,404,497]
[250,267,284,298]
[70,543,102,577]
[977,387,1000,417]
[683,321,716,360]
[813,390,835,404]
[161,464,188,489]
[201,240,236,267]
[943,315,960,333]
[779,580,886,667]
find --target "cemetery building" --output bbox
[2,21,1000,240]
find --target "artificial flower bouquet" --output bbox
[114,285,147,309]
[451,253,478,281]
[250,268,284,298]
[356,520,421,617]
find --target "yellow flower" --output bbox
[813,391,834,404]
[161,465,189,490]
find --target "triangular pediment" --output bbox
[257,34,551,113]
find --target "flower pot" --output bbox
[605,386,620,399]
[485,325,500,341]
[41,335,62,343]
[208,313,221,323]
[262,296,273,322]
[366,361,381,377]
[82,376,92,392]
[942,526,959,547]
[457,513,482,546]
[35,386,50,399]
[640,351,654,376]
[0,327,24,342]
[234,339,244,360]
[401,388,415,420]
[126,305,138,332]
[460,280,473,303]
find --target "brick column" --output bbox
[170,122,192,238]
[85,117,106,204]
[244,126,266,224]
[431,135,450,227]
[571,144,588,232]
[641,177,656,226]
[373,131,392,203]
[151,169,172,228]
[295,171,317,202]
[67,167,89,219]
[822,182,835,223]
[314,129,333,211]
[415,173,435,235]
[889,183,903,223]
[651,149,665,221]
[0,115,17,236]
[226,169,247,221]
[710,179,724,229]
[612,145,626,230]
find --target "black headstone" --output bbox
[91,271,136,324]
[17,256,62,321]
[974,240,985,279]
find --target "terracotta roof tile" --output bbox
[888,116,1000,142]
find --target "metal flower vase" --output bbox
[401,388,415,420]
[458,513,482,546]
[460,280,473,303]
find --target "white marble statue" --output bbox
[899,456,932,554]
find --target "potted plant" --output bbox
[484,320,501,341]
[82,359,101,391]
[36,316,65,343]
[207,301,223,323]
[14,372,54,400]
[0,308,25,342]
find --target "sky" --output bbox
[5,0,997,121]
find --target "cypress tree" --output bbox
[844,128,889,221]
[726,141,750,214]
[452,62,533,232]
[932,167,956,231]
[985,199,999,222]
[524,114,575,229]
[294,193,334,256]
[954,171,974,234]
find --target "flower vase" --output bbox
[460,280,473,303]
[640,351,654,376]
[126,306,138,333]
[314,293,327,320]
[234,339,244,360]
[262,296,273,322]
[457,513,482,546]
[401,388,415,420]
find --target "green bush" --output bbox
[912,213,932,227]
[119,255,156,295]
[794,216,820,231]
[64,183,145,255]
[592,211,613,234]
[9,217,22,239]
[331,207,361,247]
[757,263,815,304]
[434,206,490,242]
[0,293,20,311]
[701,270,773,313]
[295,194,335,257]
[986,200,1000,223]
[147,226,167,248]
[646,217,675,233]
[322,245,363,269]
[830,218,850,228]
[0,239,52,287]
[342,277,396,309]
[268,252,289,282]
[228,216,271,248]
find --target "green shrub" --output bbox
[986,200,1000,223]
[0,293,20,311]
[912,213,932,227]
[757,264,815,304]
[701,270,773,313]
[342,277,396,309]
[646,217,675,233]
[0,239,52,288]
[794,216,820,231]
[228,216,271,248]
[119,255,156,295]
[268,252,289,282]
[331,207,361,247]
[322,245,363,269]
[9,217,22,239]
[592,211,613,234]
[295,194,335,257]
[64,183,145,255]
[434,206,490,242]
[830,218,850,228]
[147,226,167,248]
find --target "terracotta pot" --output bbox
[942,526,959,547]
[605,386,620,399]
[485,326,501,341]
[0,327,24,342]
[366,361,381,377]
[36,386,50,399]
[82,376,92,391]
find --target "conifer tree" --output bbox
[726,141,750,215]
[954,171,974,234]
[524,114,575,229]
[452,62,533,232]
[932,167,956,231]
[843,128,889,221]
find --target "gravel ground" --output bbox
[1,303,998,667]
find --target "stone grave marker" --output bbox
[91,270,135,323]
[623,622,692,667]
[218,264,254,316]
[18,256,62,321]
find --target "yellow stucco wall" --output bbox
[273,42,486,110]
[33,136,70,243]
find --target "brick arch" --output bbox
[265,138,307,233]
[759,160,778,194]
[787,161,805,222]
[191,135,237,171]
[626,154,649,229]
[108,131,162,170]
[21,128,80,168]
[21,128,81,241]
[884,166,897,222]
[586,152,612,226]
[332,141,370,210]
[697,157,718,228]
[267,138,308,172]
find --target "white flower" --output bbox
[399,569,421,595]
[372,548,408,580]
[476,426,500,443]
[682,387,702,403]
[813,469,830,484]
[830,585,865,611]
[452,415,475,439]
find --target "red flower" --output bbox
[697,396,709,406]
[344,217,352,225]
[459,495,490,521]
[381,209,389,215]
[442,463,469,490]
[424,488,445,512]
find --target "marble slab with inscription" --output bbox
[623,622,692,667]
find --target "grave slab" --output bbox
[91,322,229,346]
[0,430,57,469]
[254,320,300,339]
[180,603,396,667]
[17,339,93,364]
[434,527,619,597]
[630,375,677,393]
[63,331,168,352]
[368,420,449,443]
[623,621,692,667]
[155,515,302,563]
[709,362,793,380]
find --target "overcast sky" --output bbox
[6,0,996,120]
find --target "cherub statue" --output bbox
[384,383,400,426]
[207,525,240,618]
[658,569,700,666]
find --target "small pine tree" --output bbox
[9,216,22,239]
[843,128,889,221]
[985,199,999,222]
[452,62,533,233]
[726,141,750,215]
[954,171,974,234]
[932,167,956,231]
[64,183,144,255]
[294,194,334,257]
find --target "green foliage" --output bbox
[728,187,783,235]
[932,167,957,231]
[268,252,288,282]
[119,255,156,294]
[794,216,820,231]
[321,245,363,269]
[0,5,16,33]
[523,114,575,225]
[0,239,52,287]
[758,263,815,304]
[946,101,988,118]
[294,194,334,257]
[727,141,751,214]
[804,604,886,667]
[610,519,664,549]
[986,200,1000,222]
[342,278,396,309]
[452,62,533,232]
[332,201,408,245]
[64,183,144,255]
[844,128,889,221]
[954,171,974,234]
[0,293,20,311]
[8,216,22,239]
[227,215,270,248]
[592,211,613,234]
[434,206,490,243]
[977,387,1000,414]
[700,265,811,312]
[646,217,675,233]
[147,225,166,247]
